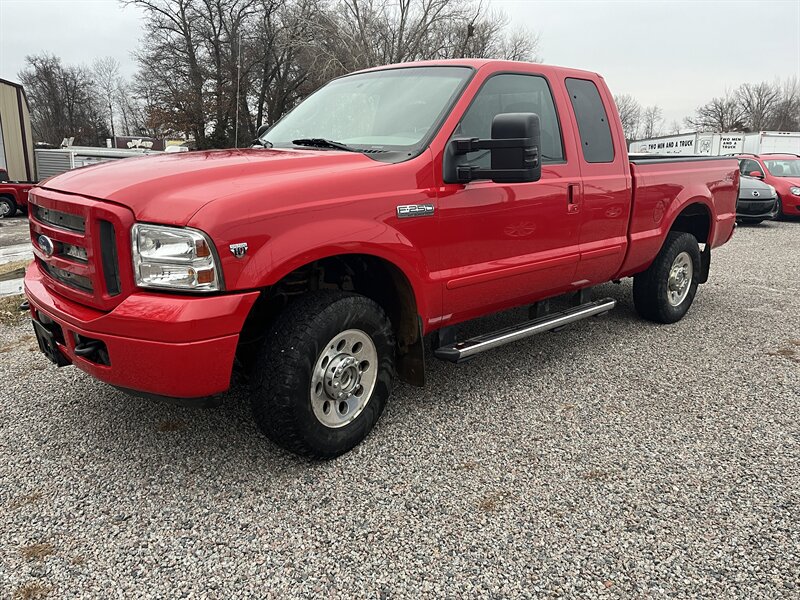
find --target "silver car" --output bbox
[737,169,778,224]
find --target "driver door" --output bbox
[436,72,582,324]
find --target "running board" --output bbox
[434,298,617,363]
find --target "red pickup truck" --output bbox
[24,60,738,458]
[0,169,34,218]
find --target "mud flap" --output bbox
[698,244,711,284]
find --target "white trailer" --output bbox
[742,131,800,155]
[629,132,746,156]
[629,133,698,155]
[34,146,162,180]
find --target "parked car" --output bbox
[24,59,738,458]
[737,153,800,218]
[0,168,34,218]
[736,163,777,224]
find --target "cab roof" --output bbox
[353,59,603,81]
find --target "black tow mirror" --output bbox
[444,113,541,184]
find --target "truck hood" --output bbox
[41,148,382,224]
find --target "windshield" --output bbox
[262,67,472,153]
[764,159,800,177]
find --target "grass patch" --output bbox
[478,490,510,512]
[13,582,51,600]
[0,293,27,326]
[0,259,31,278]
[6,492,42,510]
[157,419,186,432]
[20,542,54,561]
[768,347,800,364]
[582,468,617,481]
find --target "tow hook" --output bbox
[73,340,104,357]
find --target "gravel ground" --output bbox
[1,221,798,599]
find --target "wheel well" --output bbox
[238,254,425,386]
[669,202,710,244]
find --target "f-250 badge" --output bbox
[396,204,435,218]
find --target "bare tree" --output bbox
[613,93,641,141]
[18,53,109,145]
[736,81,780,132]
[685,92,744,133]
[93,57,121,138]
[641,105,663,139]
[126,0,541,146]
[769,76,800,131]
[668,119,681,135]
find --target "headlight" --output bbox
[131,224,221,292]
[790,187,800,196]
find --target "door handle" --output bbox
[567,183,580,214]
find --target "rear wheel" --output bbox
[633,231,701,324]
[251,290,395,459]
[0,196,16,219]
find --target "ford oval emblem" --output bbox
[38,234,55,257]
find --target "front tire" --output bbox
[251,291,395,459]
[0,196,16,219]
[633,231,701,324]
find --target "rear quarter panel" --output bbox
[618,158,738,277]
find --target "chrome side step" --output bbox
[434,298,616,363]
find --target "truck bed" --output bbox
[618,155,739,278]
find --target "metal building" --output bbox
[0,78,35,182]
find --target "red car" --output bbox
[24,60,738,458]
[0,168,34,218]
[737,153,800,217]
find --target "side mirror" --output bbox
[444,113,541,184]
[749,170,764,179]
[256,124,269,138]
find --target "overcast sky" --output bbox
[1,0,798,127]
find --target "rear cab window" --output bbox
[453,73,564,168]
[565,78,614,163]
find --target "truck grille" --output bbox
[31,205,86,233]
[28,188,135,311]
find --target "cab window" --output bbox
[454,74,564,168]
[565,78,615,163]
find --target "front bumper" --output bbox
[25,265,259,399]
[781,194,800,216]
[736,197,777,220]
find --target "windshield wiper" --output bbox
[292,138,356,152]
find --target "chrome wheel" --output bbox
[310,329,377,428]
[0,200,11,217]
[667,251,693,307]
